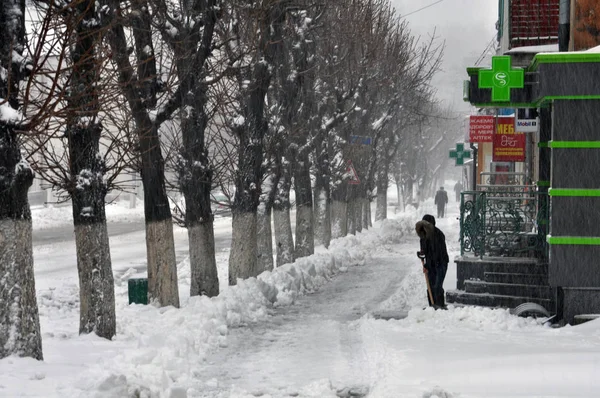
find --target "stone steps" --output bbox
[446,290,554,313]
[484,262,548,275]
[484,272,548,285]
[451,257,555,313]
[464,280,554,300]
[573,314,600,326]
[455,257,547,290]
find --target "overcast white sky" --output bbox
[391,0,498,112]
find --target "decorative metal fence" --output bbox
[459,189,549,258]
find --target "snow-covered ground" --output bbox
[31,200,146,230]
[2,187,600,398]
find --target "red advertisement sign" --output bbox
[469,116,495,143]
[493,117,526,162]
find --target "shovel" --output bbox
[421,257,435,306]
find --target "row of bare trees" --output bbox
[0,0,444,360]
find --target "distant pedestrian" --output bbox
[416,214,450,308]
[453,181,463,202]
[434,187,448,218]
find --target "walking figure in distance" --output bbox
[453,181,463,202]
[434,186,448,218]
[416,214,449,309]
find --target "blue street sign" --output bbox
[350,135,372,145]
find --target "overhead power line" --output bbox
[402,0,446,18]
[474,34,497,66]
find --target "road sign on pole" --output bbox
[450,143,472,166]
[346,160,360,184]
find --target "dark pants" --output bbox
[426,264,448,307]
[437,204,445,218]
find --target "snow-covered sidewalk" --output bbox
[2,201,600,398]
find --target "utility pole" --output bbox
[470,143,478,191]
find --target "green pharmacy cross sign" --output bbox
[449,143,471,166]
[478,56,524,102]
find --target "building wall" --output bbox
[509,0,560,49]
[498,0,560,53]
[549,99,600,288]
[571,0,600,50]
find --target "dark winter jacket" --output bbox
[434,189,448,206]
[415,220,449,270]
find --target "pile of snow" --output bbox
[402,305,545,332]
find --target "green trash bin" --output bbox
[128,278,148,305]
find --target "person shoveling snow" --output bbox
[416,214,449,309]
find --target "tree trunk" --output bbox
[257,171,278,273]
[293,152,314,259]
[0,218,42,360]
[108,11,180,307]
[273,207,294,267]
[179,87,219,298]
[188,222,218,296]
[0,127,42,359]
[347,197,356,235]
[376,185,387,221]
[331,185,348,239]
[313,184,331,248]
[229,212,258,284]
[397,183,403,211]
[0,0,43,360]
[69,141,115,338]
[229,0,286,282]
[405,177,414,208]
[313,135,331,248]
[257,201,274,273]
[73,223,115,338]
[146,219,180,306]
[273,159,294,266]
[139,128,180,307]
[67,0,116,338]
[376,161,389,221]
[229,61,271,283]
[355,196,363,233]
[363,198,371,229]
[173,0,219,297]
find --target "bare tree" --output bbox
[226,0,286,284]
[270,5,322,260]
[63,0,117,338]
[105,0,180,307]
[153,0,221,297]
[0,0,43,360]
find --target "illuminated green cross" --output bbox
[478,56,524,102]
[449,143,471,166]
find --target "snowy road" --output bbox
[33,221,146,245]
[32,216,233,286]
[197,240,416,397]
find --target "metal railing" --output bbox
[459,188,549,259]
